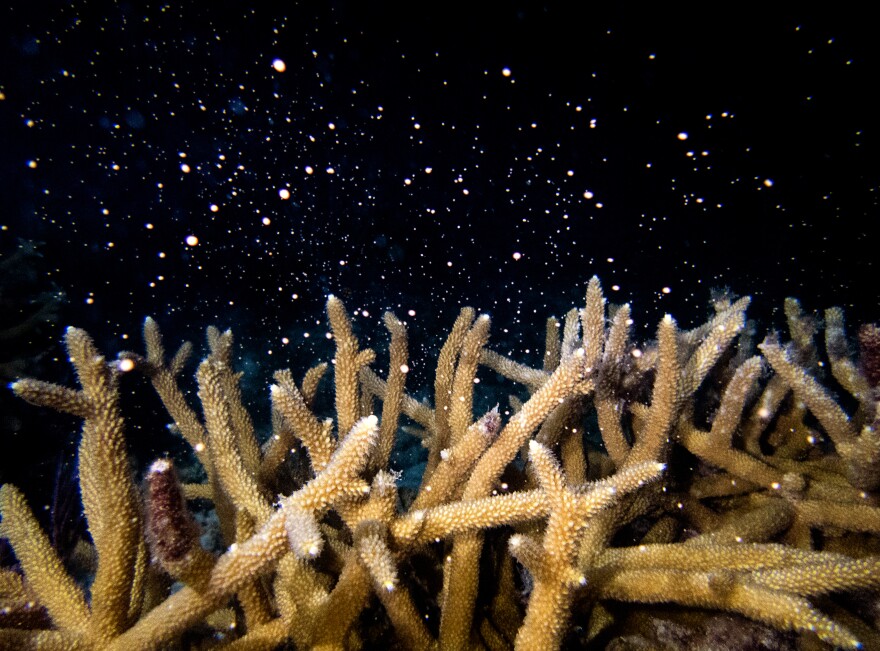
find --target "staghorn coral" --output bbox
[1,277,879,650]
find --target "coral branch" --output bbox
[3,280,878,650]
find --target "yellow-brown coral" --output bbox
[1,277,879,650]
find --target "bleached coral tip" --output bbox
[528,439,540,452]
[149,458,172,474]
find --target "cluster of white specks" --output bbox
[2,3,871,391]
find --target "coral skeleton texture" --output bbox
[2,277,880,649]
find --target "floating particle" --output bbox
[304,166,314,175]
[209,204,219,212]
[763,179,774,187]
[502,67,512,77]
[677,132,688,141]
[512,252,522,261]
[180,163,191,173]
[279,188,290,199]
[584,190,594,199]
[272,58,286,73]
[262,217,271,226]
[185,235,199,247]
[662,286,671,294]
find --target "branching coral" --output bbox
[2,277,879,649]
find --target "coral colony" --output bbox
[2,277,880,649]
